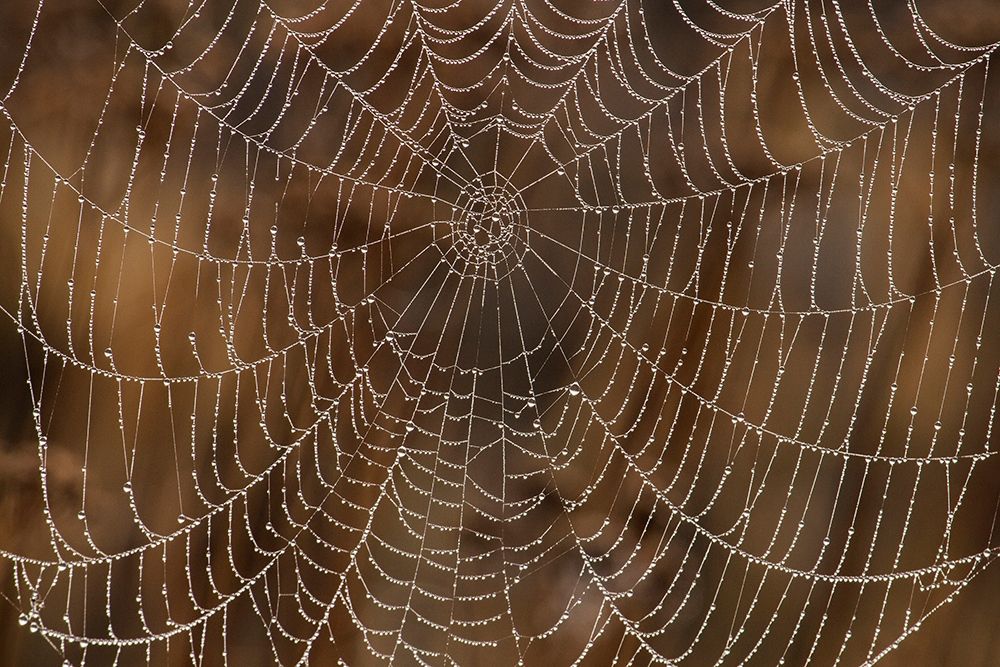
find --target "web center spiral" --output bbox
[440,179,529,279]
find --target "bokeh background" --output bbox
[1,0,999,665]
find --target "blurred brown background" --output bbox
[1,0,999,665]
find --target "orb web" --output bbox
[0,0,998,665]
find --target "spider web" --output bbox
[0,0,998,664]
